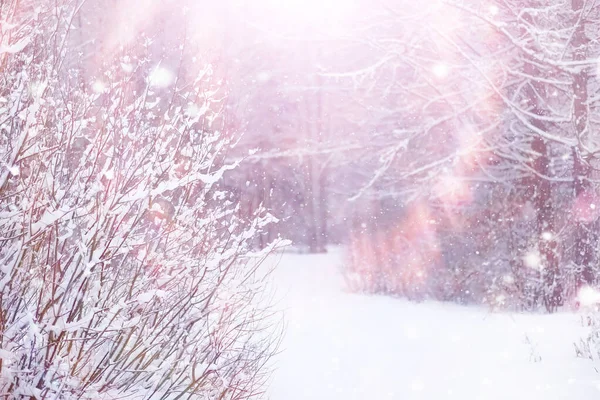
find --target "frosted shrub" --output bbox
[0,1,279,398]
[574,312,600,361]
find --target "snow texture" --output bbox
[269,248,600,400]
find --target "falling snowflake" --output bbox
[432,63,449,79]
[523,250,542,270]
[257,71,272,83]
[541,231,553,241]
[92,80,106,93]
[149,66,174,88]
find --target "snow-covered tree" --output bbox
[326,0,600,311]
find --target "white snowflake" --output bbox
[148,66,174,88]
[432,63,449,79]
[92,80,106,93]
[523,250,543,270]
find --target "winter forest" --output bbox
[4,0,600,398]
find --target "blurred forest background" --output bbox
[27,0,600,312]
[196,0,600,313]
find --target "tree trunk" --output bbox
[305,45,327,253]
[306,155,326,253]
[571,0,595,288]
[523,56,562,311]
[531,136,561,311]
[319,164,329,247]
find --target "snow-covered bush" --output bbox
[344,203,432,301]
[0,1,280,398]
[573,290,600,361]
[342,180,579,312]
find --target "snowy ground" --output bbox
[268,248,600,400]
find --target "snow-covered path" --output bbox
[268,248,600,400]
